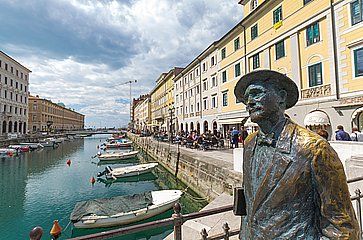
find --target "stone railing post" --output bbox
[172,202,183,240]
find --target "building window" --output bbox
[203,80,208,91]
[354,47,363,77]
[252,54,260,69]
[222,71,227,83]
[190,73,193,80]
[196,85,200,94]
[273,6,282,24]
[25,86,27,92]
[235,63,241,77]
[308,62,323,87]
[306,22,320,46]
[234,37,240,51]
[4,90,7,99]
[4,77,7,84]
[351,0,363,25]
[212,76,217,87]
[197,102,200,112]
[251,0,258,10]
[16,70,18,76]
[191,105,194,113]
[275,40,285,60]
[11,66,13,73]
[211,95,217,108]
[211,56,215,66]
[221,48,226,59]
[203,98,208,110]
[185,106,188,114]
[251,24,258,40]
[10,79,13,86]
[5,63,8,71]
[222,91,228,107]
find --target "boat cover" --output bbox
[70,192,153,221]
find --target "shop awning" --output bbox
[352,107,363,120]
[304,111,331,126]
[218,117,245,125]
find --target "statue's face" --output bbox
[244,82,284,123]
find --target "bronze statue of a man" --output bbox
[234,70,360,239]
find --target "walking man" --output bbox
[335,125,351,141]
[234,70,359,239]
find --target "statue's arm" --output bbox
[311,139,360,239]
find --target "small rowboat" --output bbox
[71,190,183,229]
[98,151,138,161]
[98,163,158,179]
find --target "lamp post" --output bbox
[168,106,175,143]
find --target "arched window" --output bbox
[196,122,201,134]
[190,122,194,131]
[23,122,26,134]
[8,121,13,133]
[180,123,184,132]
[14,122,18,132]
[203,121,209,133]
[1,121,6,134]
[359,112,363,131]
[213,121,218,135]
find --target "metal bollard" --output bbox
[223,222,230,240]
[201,228,208,240]
[172,202,183,240]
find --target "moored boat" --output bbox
[0,148,18,157]
[97,151,138,161]
[19,142,43,150]
[97,163,158,179]
[70,190,183,229]
[8,145,30,152]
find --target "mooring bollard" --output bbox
[172,202,183,240]
[29,226,43,240]
[223,222,230,240]
[201,228,208,240]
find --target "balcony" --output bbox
[301,84,331,99]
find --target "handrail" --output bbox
[347,176,363,184]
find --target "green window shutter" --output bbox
[222,71,227,83]
[235,63,241,77]
[273,6,282,24]
[308,63,323,87]
[351,0,363,25]
[354,47,363,77]
[251,24,258,40]
[275,40,285,60]
[234,38,240,51]
[221,48,226,59]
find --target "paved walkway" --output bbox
[164,193,240,240]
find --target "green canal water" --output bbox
[0,135,207,239]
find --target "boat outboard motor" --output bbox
[97,166,113,177]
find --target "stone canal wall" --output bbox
[128,134,242,201]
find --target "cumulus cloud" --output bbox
[0,0,241,127]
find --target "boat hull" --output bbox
[106,164,157,179]
[98,152,138,161]
[73,190,182,229]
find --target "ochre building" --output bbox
[29,95,84,132]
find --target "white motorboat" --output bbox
[39,140,56,147]
[98,151,138,161]
[106,141,132,148]
[71,190,183,229]
[98,163,158,179]
[54,137,65,143]
[19,142,43,150]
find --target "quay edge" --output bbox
[128,133,242,202]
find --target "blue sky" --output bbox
[0,0,241,127]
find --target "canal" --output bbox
[0,134,207,239]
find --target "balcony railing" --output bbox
[301,84,331,99]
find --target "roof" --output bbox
[0,51,32,73]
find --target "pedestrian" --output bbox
[240,126,249,146]
[316,129,329,140]
[231,127,239,148]
[350,127,363,142]
[335,125,351,141]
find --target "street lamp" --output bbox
[168,106,175,143]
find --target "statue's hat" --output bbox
[234,70,299,109]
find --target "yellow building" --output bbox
[150,67,183,132]
[174,0,363,139]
